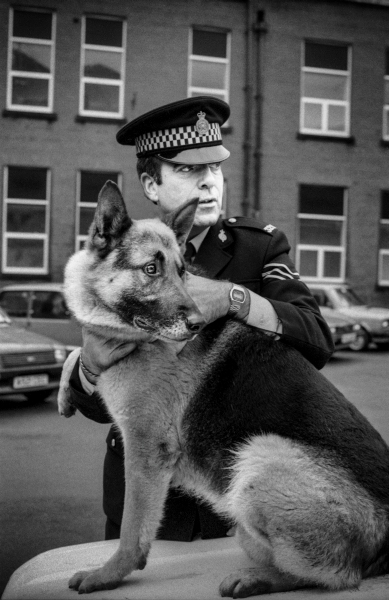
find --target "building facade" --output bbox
[1,0,389,307]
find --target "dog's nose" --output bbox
[185,314,206,333]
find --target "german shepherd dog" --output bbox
[58,181,389,597]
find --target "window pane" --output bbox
[381,192,389,219]
[80,172,119,203]
[191,59,226,89]
[80,207,96,235]
[299,250,318,277]
[7,238,44,268]
[8,167,47,200]
[305,42,348,70]
[0,292,29,317]
[386,48,389,76]
[304,72,347,100]
[85,18,123,47]
[7,204,46,233]
[328,104,346,132]
[380,223,389,248]
[84,83,119,112]
[303,102,322,129]
[384,81,389,104]
[381,253,389,281]
[13,10,52,40]
[300,185,344,215]
[12,76,49,107]
[300,219,343,245]
[12,43,51,73]
[324,251,341,278]
[84,49,121,79]
[193,30,227,58]
[32,292,68,319]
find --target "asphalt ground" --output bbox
[0,347,388,597]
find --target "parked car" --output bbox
[0,306,67,402]
[308,283,389,351]
[0,283,82,354]
[319,308,362,352]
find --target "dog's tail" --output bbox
[57,347,81,417]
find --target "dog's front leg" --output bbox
[68,437,173,593]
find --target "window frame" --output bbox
[378,192,389,286]
[2,166,51,275]
[79,15,126,118]
[296,186,347,282]
[187,27,231,104]
[383,50,389,141]
[6,7,56,113]
[75,170,122,251]
[300,41,351,137]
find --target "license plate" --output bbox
[341,332,356,344]
[13,374,49,389]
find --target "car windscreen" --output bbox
[335,287,364,307]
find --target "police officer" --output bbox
[69,97,334,541]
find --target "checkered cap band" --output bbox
[135,123,221,155]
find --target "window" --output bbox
[7,8,55,112]
[379,192,389,285]
[383,50,389,140]
[2,167,50,274]
[76,171,121,250]
[300,42,351,136]
[188,28,230,103]
[80,16,126,118]
[297,185,347,281]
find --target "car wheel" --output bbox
[348,330,369,351]
[25,390,54,403]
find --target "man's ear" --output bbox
[88,181,132,256]
[163,198,199,251]
[140,172,159,203]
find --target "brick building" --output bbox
[1,0,389,307]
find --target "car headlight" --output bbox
[330,327,336,334]
[54,347,67,363]
[353,324,361,331]
[382,320,389,329]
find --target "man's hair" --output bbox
[136,156,163,185]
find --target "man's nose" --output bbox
[198,165,216,188]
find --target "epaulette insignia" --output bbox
[263,224,276,233]
[218,228,227,243]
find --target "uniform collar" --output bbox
[194,218,233,277]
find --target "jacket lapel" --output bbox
[194,219,233,278]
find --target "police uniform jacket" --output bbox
[69,216,334,541]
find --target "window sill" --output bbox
[3,109,58,121]
[75,115,127,125]
[297,133,355,145]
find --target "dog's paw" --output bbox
[68,568,121,594]
[219,569,271,598]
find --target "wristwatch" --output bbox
[227,284,247,317]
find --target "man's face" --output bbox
[154,161,224,230]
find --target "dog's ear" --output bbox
[163,198,199,251]
[88,181,132,256]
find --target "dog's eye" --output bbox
[144,262,159,276]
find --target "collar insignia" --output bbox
[195,111,210,136]
[218,228,227,243]
[264,224,276,233]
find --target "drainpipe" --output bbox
[241,0,255,217]
[252,10,267,220]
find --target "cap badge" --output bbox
[218,228,227,243]
[195,111,210,136]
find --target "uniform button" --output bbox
[228,218,237,223]
[111,438,116,447]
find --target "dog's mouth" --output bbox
[133,316,197,342]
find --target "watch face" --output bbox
[231,288,245,303]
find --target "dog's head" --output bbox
[66,180,206,342]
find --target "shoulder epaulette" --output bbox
[223,217,277,235]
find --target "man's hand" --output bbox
[81,330,138,381]
[186,273,231,324]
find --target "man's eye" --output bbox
[144,263,158,276]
